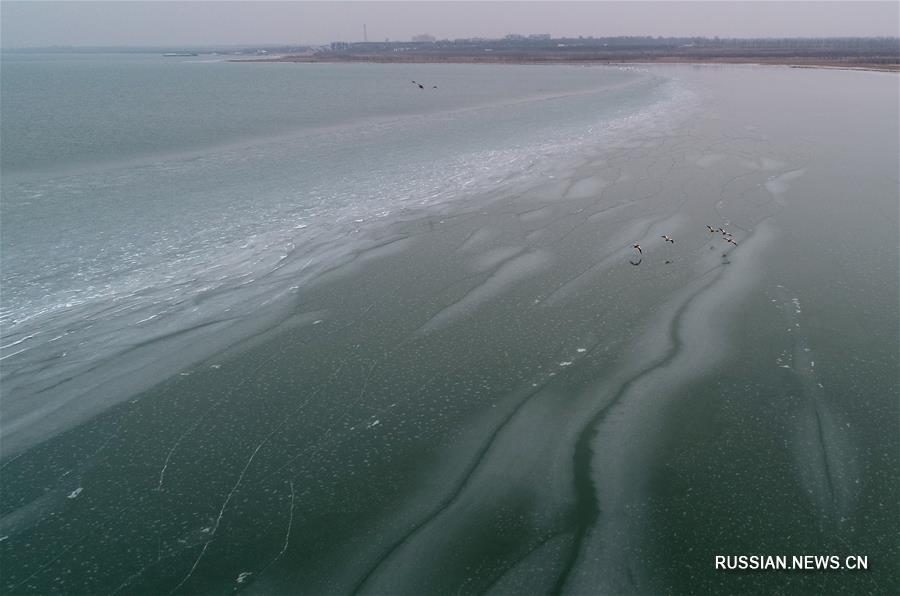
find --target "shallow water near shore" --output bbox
[1,58,898,594]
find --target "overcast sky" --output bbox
[2,1,898,48]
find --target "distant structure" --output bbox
[312,36,899,70]
[505,33,551,41]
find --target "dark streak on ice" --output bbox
[29,318,233,397]
[350,382,552,594]
[478,530,568,595]
[551,268,721,593]
[811,404,838,508]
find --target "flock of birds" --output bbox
[412,77,737,265]
[631,224,738,264]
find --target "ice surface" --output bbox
[417,251,553,335]
[765,168,806,195]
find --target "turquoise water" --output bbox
[2,53,657,175]
[1,55,675,453]
[1,57,897,594]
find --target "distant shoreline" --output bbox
[234,54,899,72]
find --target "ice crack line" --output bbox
[255,479,296,582]
[169,441,265,594]
[9,544,75,592]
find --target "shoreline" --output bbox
[234,54,899,73]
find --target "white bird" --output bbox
[727,238,738,246]
[633,243,642,254]
[661,235,674,243]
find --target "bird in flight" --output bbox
[633,243,642,254]
[726,238,738,246]
[661,235,674,243]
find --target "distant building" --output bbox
[528,34,551,40]
[412,34,436,43]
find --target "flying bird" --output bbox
[632,243,642,254]
[706,225,716,233]
[661,235,674,243]
[727,238,738,246]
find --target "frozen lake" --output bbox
[1,60,897,594]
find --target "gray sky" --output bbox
[2,1,898,48]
